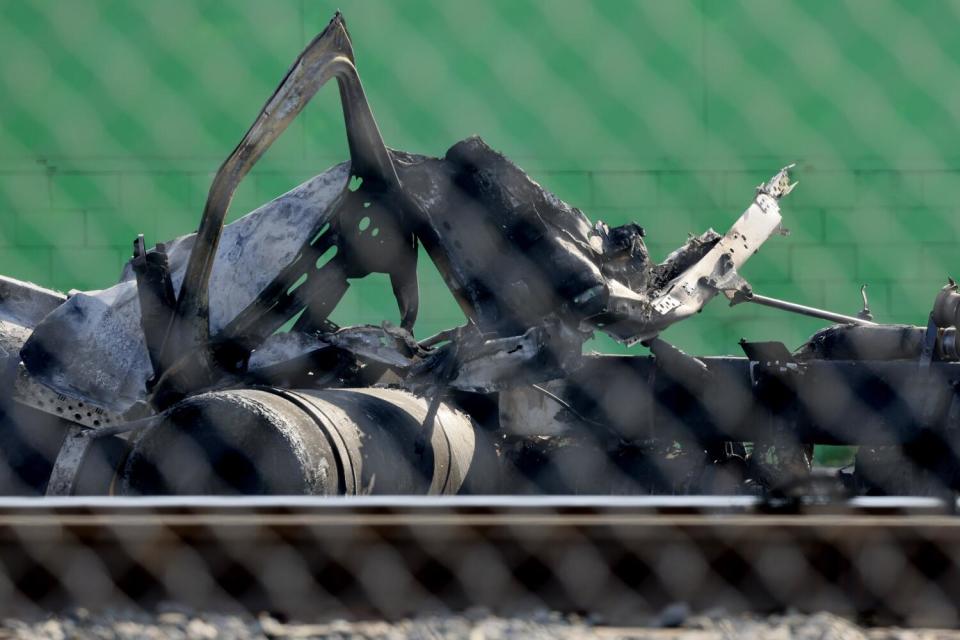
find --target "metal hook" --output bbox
[857,284,873,322]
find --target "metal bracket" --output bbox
[45,425,94,496]
[12,364,122,429]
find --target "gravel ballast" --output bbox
[0,609,958,640]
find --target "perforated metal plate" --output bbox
[12,365,122,429]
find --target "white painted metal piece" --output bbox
[640,165,796,341]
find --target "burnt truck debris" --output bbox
[2,13,960,497]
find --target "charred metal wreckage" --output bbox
[2,14,960,497]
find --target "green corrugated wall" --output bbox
[1,0,958,355]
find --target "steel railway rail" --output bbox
[0,496,958,626]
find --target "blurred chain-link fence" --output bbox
[0,497,959,634]
[1,1,960,635]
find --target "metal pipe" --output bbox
[743,293,878,326]
[120,387,499,496]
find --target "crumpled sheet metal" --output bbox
[20,163,350,413]
[0,276,67,365]
[390,139,608,339]
[16,124,789,416]
[246,325,417,373]
[390,138,790,347]
[0,275,66,328]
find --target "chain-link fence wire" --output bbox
[1,0,960,630]
[0,497,959,629]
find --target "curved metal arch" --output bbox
[159,13,415,375]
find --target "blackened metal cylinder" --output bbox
[120,387,498,495]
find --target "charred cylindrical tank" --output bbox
[120,387,498,495]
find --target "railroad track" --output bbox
[0,496,958,626]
